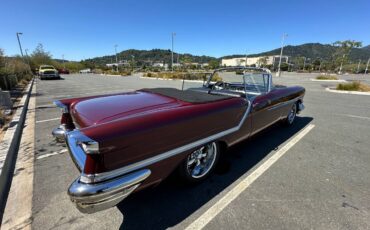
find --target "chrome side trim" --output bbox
[80,100,252,183]
[53,100,68,113]
[267,98,299,111]
[68,169,151,213]
[65,130,89,172]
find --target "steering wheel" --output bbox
[212,81,228,90]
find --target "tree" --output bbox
[257,57,268,67]
[332,40,362,70]
[30,43,53,70]
[208,60,219,69]
[0,48,5,68]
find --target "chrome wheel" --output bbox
[287,104,297,124]
[186,143,217,179]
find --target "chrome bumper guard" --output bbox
[52,125,67,143]
[65,130,151,213]
[297,102,305,114]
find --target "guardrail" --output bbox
[0,78,34,225]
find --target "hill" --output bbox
[84,43,370,66]
[222,43,370,61]
[85,49,216,66]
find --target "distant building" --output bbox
[152,62,165,67]
[106,60,130,67]
[221,55,289,67]
[79,68,91,74]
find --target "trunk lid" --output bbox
[70,91,181,127]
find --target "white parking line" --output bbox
[36,117,60,123]
[36,149,68,160]
[340,114,370,120]
[186,123,315,230]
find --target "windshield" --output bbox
[206,68,271,97]
[40,66,54,70]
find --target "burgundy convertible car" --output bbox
[52,67,305,213]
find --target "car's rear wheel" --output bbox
[178,142,220,183]
[284,103,297,125]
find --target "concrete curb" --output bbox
[0,82,32,172]
[325,87,370,96]
[310,79,347,82]
[0,79,34,224]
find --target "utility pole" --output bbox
[365,58,370,74]
[245,50,248,67]
[303,57,306,70]
[131,55,135,71]
[171,32,176,72]
[114,45,118,72]
[24,49,32,73]
[16,32,24,57]
[356,59,361,74]
[339,54,345,74]
[62,54,65,69]
[319,58,323,72]
[277,33,287,77]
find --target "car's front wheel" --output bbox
[178,142,220,183]
[284,103,297,125]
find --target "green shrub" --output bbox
[316,75,338,80]
[336,81,370,92]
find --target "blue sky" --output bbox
[1,0,369,61]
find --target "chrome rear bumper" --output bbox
[68,169,151,213]
[64,129,151,213]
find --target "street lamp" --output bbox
[171,32,176,72]
[131,55,135,71]
[16,32,24,57]
[62,54,66,69]
[365,58,370,74]
[24,49,32,72]
[277,33,288,77]
[245,50,248,67]
[318,58,323,72]
[114,44,118,72]
[356,59,361,74]
[339,54,345,74]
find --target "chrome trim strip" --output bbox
[267,98,299,111]
[80,100,252,183]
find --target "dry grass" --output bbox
[316,75,338,80]
[336,81,370,92]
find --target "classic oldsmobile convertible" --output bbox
[52,67,305,213]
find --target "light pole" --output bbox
[339,54,345,74]
[16,32,24,57]
[24,49,32,73]
[171,32,176,72]
[131,55,135,71]
[62,54,66,69]
[365,58,370,74]
[356,59,361,74]
[114,45,118,72]
[245,50,248,67]
[318,58,323,72]
[277,33,287,77]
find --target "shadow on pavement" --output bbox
[117,116,313,230]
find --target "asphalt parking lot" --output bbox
[30,73,370,229]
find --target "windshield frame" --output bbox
[205,67,272,97]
